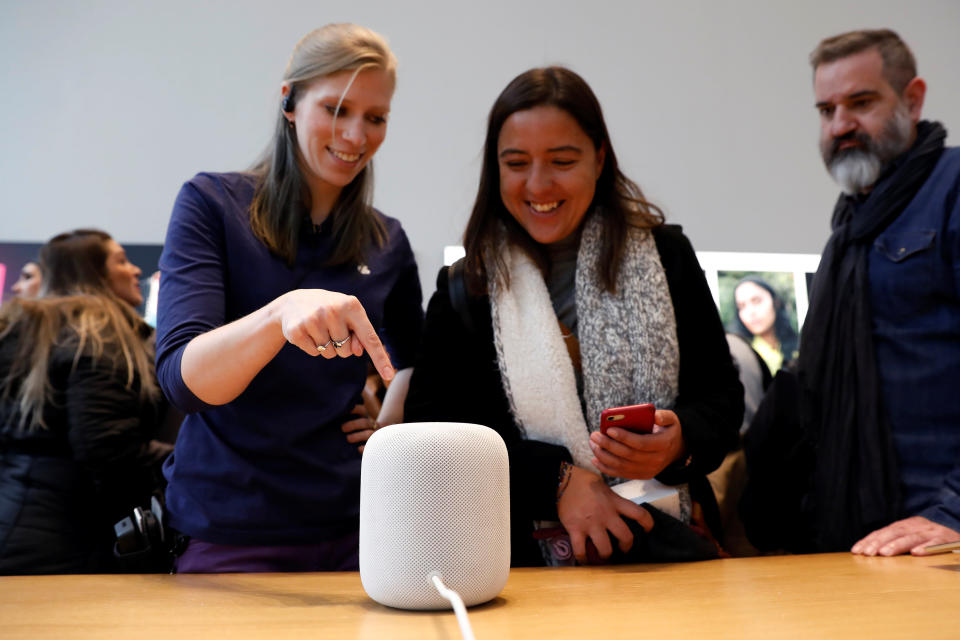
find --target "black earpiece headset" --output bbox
[282,85,297,113]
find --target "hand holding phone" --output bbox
[600,403,655,435]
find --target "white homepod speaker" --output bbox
[359,422,510,610]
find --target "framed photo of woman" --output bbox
[696,251,820,375]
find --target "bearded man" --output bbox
[742,29,960,557]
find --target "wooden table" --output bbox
[1,552,958,639]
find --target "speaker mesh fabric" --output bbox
[360,422,510,610]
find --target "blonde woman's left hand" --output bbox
[342,404,378,454]
[588,409,686,479]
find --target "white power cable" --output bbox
[430,574,476,640]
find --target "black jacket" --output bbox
[0,323,170,574]
[405,225,743,565]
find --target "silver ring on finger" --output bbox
[316,340,332,353]
[332,334,351,350]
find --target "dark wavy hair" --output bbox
[40,228,112,296]
[729,276,799,364]
[462,66,663,295]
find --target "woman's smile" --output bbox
[529,200,562,213]
[328,147,362,164]
[498,105,604,245]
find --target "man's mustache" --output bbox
[829,131,873,160]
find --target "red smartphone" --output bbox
[599,403,655,435]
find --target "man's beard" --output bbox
[821,105,914,194]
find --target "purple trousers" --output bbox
[175,530,360,573]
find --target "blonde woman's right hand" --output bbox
[274,289,395,382]
[556,465,654,564]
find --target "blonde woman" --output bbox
[156,24,422,572]
[0,229,170,574]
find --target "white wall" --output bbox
[2,0,958,298]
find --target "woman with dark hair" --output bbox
[405,67,743,566]
[730,276,799,374]
[11,261,43,298]
[0,229,170,574]
[155,24,423,572]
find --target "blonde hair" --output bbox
[0,230,159,432]
[249,23,397,266]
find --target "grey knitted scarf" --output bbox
[489,213,680,473]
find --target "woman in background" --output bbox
[0,229,170,574]
[405,67,742,566]
[730,276,798,374]
[156,23,422,573]
[11,261,43,298]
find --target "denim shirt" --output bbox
[866,146,960,532]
